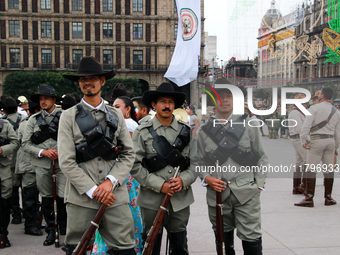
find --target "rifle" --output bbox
[142,166,180,255]
[72,179,120,255]
[52,160,60,248]
[0,178,4,249]
[216,161,225,255]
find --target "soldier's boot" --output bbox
[242,237,262,255]
[298,166,307,194]
[41,197,55,246]
[274,133,279,139]
[23,186,43,236]
[142,232,162,255]
[169,230,189,255]
[224,231,236,255]
[294,172,316,207]
[10,186,22,224]
[324,173,337,206]
[292,165,303,194]
[107,248,136,255]
[57,197,67,235]
[1,197,12,247]
[62,245,86,255]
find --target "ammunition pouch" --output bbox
[202,116,260,166]
[75,104,122,163]
[31,111,61,144]
[142,125,191,173]
[0,136,9,146]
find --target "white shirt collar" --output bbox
[43,106,57,116]
[81,98,104,110]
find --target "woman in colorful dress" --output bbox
[92,96,143,255]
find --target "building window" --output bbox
[10,48,20,68]
[174,24,178,39]
[41,48,52,69]
[133,23,143,39]
[8,0,19,8]
[103,49,113,70]
[133,0,143,12]
[41,0,51,9]
[9,21,20,37]
[103,23,113,38]
[73,49,83,69]
[133,50,143,70]
[72,22,83,38]
[72,0,82,11]
[103,0,113,11]
[41,21,52,38]
[174,0,177,12]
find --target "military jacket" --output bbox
[197,114,268,206]
[0,119,20,180]
[15,119,34,174]
[58,100,135,209]
[22,108,61,169]
[7,112,24,168]
[131,115,198,212]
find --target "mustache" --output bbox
[162,108,171,112]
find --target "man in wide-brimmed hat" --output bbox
[105,83,134,102]
[16,99,43,236]
[22,84,67,246]
[59,56,136,255]
[131,82,198,255]
[196,79,267,254]
[0,100,20,247]
[2,97,24,226]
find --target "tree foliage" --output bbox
[3,71,141,100]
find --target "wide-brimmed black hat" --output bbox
[3,97,18,108]
[105,83,134,102]
[63,56,116,82]
[30,84,62,104]
[142,82,186,109]
[60,95,77,110]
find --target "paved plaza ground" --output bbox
[6,136,340,254]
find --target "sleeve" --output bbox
[57,110,97,195]
[131,128,165,193]
[22,116,43,157]
[334,113,340,149]
[107,110,135,185]
[250,126,268,189]
[196,127,210,181]
[1,122,19,156]
[300,107,316,145]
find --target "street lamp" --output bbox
[221,59,223,75]
[212,55,218,85]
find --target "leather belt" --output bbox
[289,134,300,139]
[310,134,334,140]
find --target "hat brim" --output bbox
[63,70,116,82]
[30,94,63,104]
[142,91,186,109]
[105,89,134,102]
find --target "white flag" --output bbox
[164,0,201,87]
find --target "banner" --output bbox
[164,0,201,87]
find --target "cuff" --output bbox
[38,149,43,158]
[86,185,98,199]
[105,175,117,185]
[201,175,209,187]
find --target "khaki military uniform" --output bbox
[58,100,135,250]
[22,108,65,197]
[0,119,20,198]
[131,116,197,253]
[197,114,268,242]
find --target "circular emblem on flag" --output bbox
[180,8,198,41]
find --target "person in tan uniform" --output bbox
[60,56,136,255]
[288,94,308,194]
[295,87,340,207]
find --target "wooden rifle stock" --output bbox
[72,180,120,255]
[216,161,224,255]
[52,160,60,248]
[0,178,4,249]
[142,166,180,255]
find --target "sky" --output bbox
[204,0,312,62]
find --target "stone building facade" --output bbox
[0,0,206,102]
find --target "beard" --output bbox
[84,90,101,97]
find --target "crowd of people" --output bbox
[0,56,339,255]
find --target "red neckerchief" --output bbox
[320,100,332,104]
[292,106,305,116]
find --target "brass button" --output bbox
[169,170,172,173]
[221,132,223,134]
[175,154,178,157]
[154,158,156,161]
[228,181,231,184]
[82,148,85,151]
[224,142,227,145]
[152,149,155,152]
